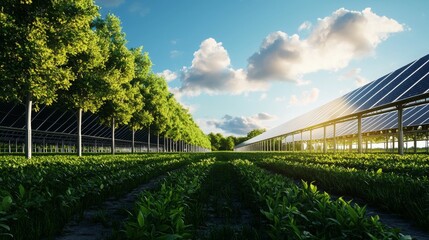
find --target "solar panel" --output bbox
[237,53,429,148]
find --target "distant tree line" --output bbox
[0,1,211,158]
[208,129,266,151]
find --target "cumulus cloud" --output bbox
[174,8,402,97]
[204,112,277,135]
[289,88,320,106]
[247,8,404,82]
[157,69,177,82]
[341,68,368,87]
[178,38,268,96]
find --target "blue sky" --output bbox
[95,0,429,136]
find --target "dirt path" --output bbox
[54,174,165,240]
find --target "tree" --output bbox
[0,0,99,159]
[221,136,235,151]
[208,133,222,151]
[128,47,152,153]
[140,74,170,152]
[247,128,266,139]
[94,14,137,154]
[58,20,112,157]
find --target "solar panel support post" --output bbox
[292,134,295,152]
[323,126,327,153]
[413,133,417,153]
[426,131,428,153]
[300,131,303,152]
[147,127,150,153]
[25,95,32,159]
[333,123,336,153]
[309,129,312,152]
[131,129,135,153]
[358,115,362,153]
[77,108,82,157]
[111,117,115,155]
[398,105,404,155]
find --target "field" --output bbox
[1,152,428,240]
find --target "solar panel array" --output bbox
[237,53,429,148]
[0,102,155,147]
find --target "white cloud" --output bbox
[259,93,267,100]
[298,21,312,31]
[157,69,177,82]
[275,96,287,102]
[247,8,404,82]
[289,88,320,106]
[174,8,402,98]
[202,112,276,136]
[170,50,182,58]
[128,1,150,16]
[341,68,368,87]
[356,77,368,87]
[178,38,268,96]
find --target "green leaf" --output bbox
[18,184,25,198]
[376,168,383,174]
[137,211,145,227]
[1,196,12,212]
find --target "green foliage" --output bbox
[208,129,265,151]
[0,2,210,153]
[254,153,429,228]
[233,159,409,239]
[94,14,137,127]
[0,154,199,239]
[125,159,214,239]
[245,129,266,140]
[128,48,153,132]
[0,0,99,107]
[58,18,110,114]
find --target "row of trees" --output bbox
[0,1,210,158]
[208,129,266,151]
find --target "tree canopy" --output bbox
[208,129,266,151]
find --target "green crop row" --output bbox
[232,159,411,240]
[221,152,429,177]
[267,153,429,177]
[125,158,214,239]
[256,157,429,229]
[0,154,201,239]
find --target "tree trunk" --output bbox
[132,129,135,153]
[157,133,160,152]
[147,127,150,152]
[111,117,115,155]
[77,108,82,157]
[25,93,32,159]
